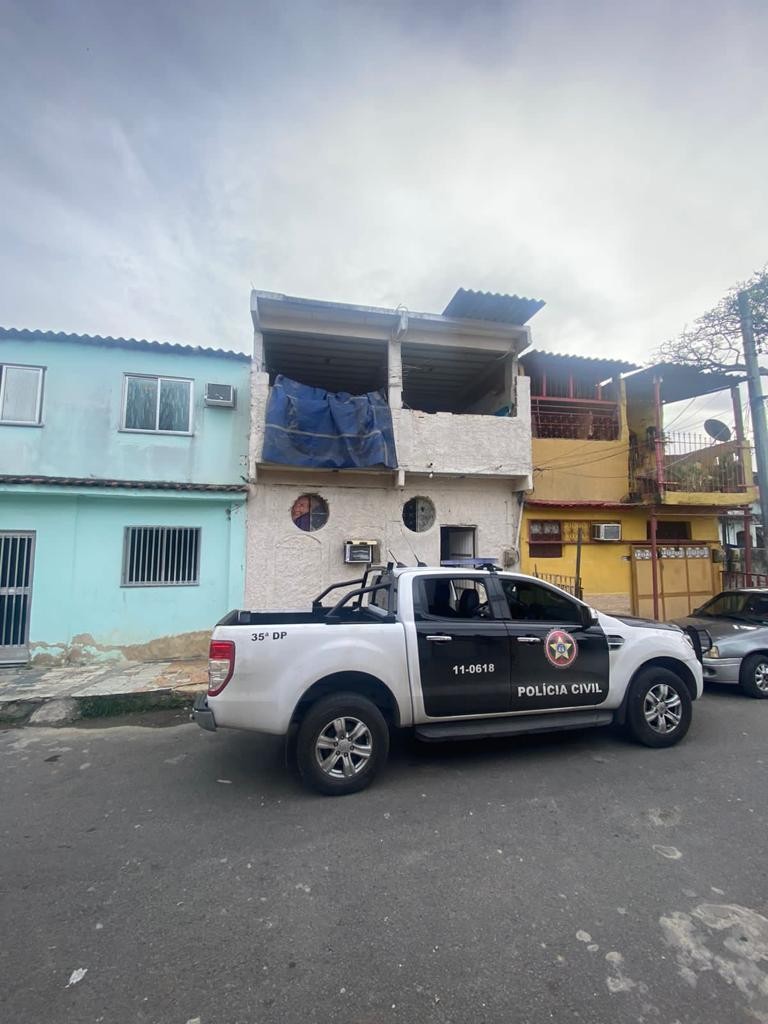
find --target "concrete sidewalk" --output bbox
[0,658,207,725]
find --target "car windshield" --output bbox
[696,591,768,621]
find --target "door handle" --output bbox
[426,635,453,642]
[516,636,542,644]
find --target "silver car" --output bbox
[674,589,768,699]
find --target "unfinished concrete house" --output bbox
[246,288,542,608]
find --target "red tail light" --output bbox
[208,639,235,696]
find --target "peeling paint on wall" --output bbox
[28,629,210,666]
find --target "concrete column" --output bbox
[249,293,267,477]
[388,337,403,411]
[504,353,517,415]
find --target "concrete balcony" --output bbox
[631,433,757,507]
[392,406,531,481]
[251,372,532,483]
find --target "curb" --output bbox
[0,686,206,727]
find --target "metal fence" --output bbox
[632,434,750,496]
[721,570,768,590]
[662,433,747,493]
[533,569,584,600]
[531,401,620,441]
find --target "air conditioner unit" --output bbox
[204,383,236,408]
[344,540,380,564]
[592,522,622,542]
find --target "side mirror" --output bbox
[580,604,599,629]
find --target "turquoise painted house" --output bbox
[0,328,250,665]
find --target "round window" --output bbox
[402,496,435,533]
[291,494,329,532]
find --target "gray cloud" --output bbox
[1,0,766,385]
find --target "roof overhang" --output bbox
[520,350,638,380]
[525,499,643,508]
[251,290,532,354]
[622,362,747,404]
[442,288,545,326]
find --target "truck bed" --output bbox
[216,607,391,626]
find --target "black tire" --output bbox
[626,667,692,748]
[295,692,390,796]
[739,653,768,699]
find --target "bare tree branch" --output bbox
[655,265,768,373]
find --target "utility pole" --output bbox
[737,289,768,562]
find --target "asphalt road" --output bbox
[2,687,768,1024]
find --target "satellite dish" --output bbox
[704,418,732,442]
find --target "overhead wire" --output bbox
[662,396,698,431]
[533,444,632,474]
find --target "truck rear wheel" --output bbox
[626,667,692,748]
[296,693,390,795]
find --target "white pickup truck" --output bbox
[192,565,707,795]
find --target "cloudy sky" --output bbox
[1,0,766,426]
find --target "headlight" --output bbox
[707,645,721,659]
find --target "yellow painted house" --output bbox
[518,352,756,618]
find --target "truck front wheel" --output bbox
[626,667,692,748]
[296,693,390,795]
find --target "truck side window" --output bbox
[416,578,492,620]
[501,579,581,624]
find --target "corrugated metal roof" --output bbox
[623,362,746,404]
[0,327,249,361]
[521,349,638,377]
[442,288,545,325]
[0,475,248,492]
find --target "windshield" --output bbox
[697,592,768,620]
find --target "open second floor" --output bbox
[0,329,251,487]
[249,288,542,484]
[524,351,757,509]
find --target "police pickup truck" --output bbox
[192,565,706,795]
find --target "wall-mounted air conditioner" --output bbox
[205,383,236,407]
[592,522,622,542]
[344,540,380,564]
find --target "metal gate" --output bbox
[0,532,35,664]
[631,543,716,619]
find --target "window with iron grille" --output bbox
[122,527,201,586]
[528,519,563,558]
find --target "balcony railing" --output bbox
[531,398,620,441]
[722,570,768,589]
[631,432,751,497]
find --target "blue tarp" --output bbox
[263,375,398,469]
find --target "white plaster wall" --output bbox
[249,369,532,484]
[393,376,531,479]
[245,474,524,609]
[249,367,270,476]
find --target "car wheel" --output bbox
[739,653,768,699]
[296,693,390,795]
[626,668,692,748]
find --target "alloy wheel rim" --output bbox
[754,663,768,693]
[644,683,683,734]
[315,716,373,778]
